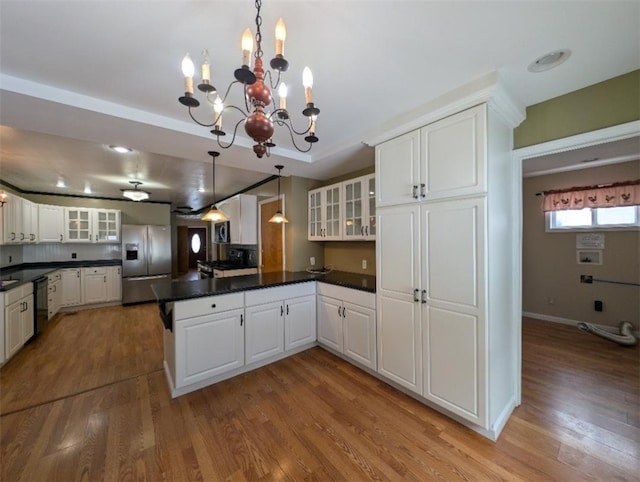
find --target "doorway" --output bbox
[177,226,208,274]
[259,198,285,272]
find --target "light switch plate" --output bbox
[362,259,367,269]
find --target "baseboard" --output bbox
[522,311,640,337]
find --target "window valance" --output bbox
[542,180,640,212]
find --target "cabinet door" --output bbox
[93,209,120,243]
[106,266,122,301]
[5,301,23,359]
[60,269,82,306]
[421,104,486,200]
[317,295,343,352]
[308,189,323,240]
[38,204,65,243]
[3,193,23,244]
[245,301,284,364]
[342,177,365,240]
[323,185,342,240]
[343,302,376,370]
[375,130,421,207]
[21,294,34,342]
[29,201,39,243]
[284,295,316,351]
[421,198,486,425]
[365,174,376,240]
[65,208,92,242]
[175,309,244,388]
[376,205,422,394]
[82,269,107,304]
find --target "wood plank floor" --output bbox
[1,308,638,481]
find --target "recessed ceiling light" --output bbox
[528,49,571,73]
[109,145,133,154]
[56,178,66,188]
[84,183,92,194]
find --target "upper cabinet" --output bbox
[38,204,65,243]
[217,194,257,245]
[65,207,92,243]
[308,184,342,240]
[376,105,486,207]
[3,193,38,244]
[64,207,121,244]
[93,209,121,243]
[308,174,375,241]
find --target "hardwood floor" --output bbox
[1,309,638,481]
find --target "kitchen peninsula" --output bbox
[152,270,376,398]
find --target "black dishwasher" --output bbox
[32,276,48,339]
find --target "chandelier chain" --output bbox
[254,0,263,60]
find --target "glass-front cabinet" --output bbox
[65,208,92,242]
[93,209,120,242]
[308,185,342,240]
[343,174,375,241]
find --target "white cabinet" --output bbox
[245,301,284,364]
[375,99,518,434]
[245,283,317,364]
[106,266,122,302]
[82,267,108,304]
[308,184,342,240]
[217,194,257,245]
[93,209,120,243]
[65,207,92,243]
[22,199,38,243]
[60,268,82,307]
[47,271,62,319]
[38,204,65,243]
[174,293,245,388]
[317,283,377,370]
[4,284,34,361]
[2,192,23,244]
[376,105,486,207]
[342,174,376,240]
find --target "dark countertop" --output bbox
[0,260,121,291]
[151,270,376,304]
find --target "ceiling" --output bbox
[1,1,638,211]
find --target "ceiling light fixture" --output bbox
[109,145,133,154]
[84,183,92,194]
[121,181,150,201]
[56,178,66,188]
[268,165,288,224]
[528,49,571,73]
[178,0,319,159]
[201,151,229,222]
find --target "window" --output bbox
[547,206,640,231]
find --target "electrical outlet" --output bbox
[8,256,12,263]
[594,300,603,312]
[72,252,77,259]
[580,275,593,283]
[310,257,316,266]
[362,259,367,270]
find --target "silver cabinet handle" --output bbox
[281,305,284,317]
[60,234,63,242]
[240,314,243,326]
[420,183,426,198]
[286,304,289,315]
[338,306,342,317]
[360,226,364,236]
[11,232,16,240]
[20,233,25,240]
[421,290,427,304]
[365,226,369,236]
[414,289,419,302]
[343,307,346,318]
[412,185,418,199]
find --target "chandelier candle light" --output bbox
[178,0,319,158]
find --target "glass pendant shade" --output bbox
[201,205,228,222]
[269,165,288,224]
[122,181,150,201]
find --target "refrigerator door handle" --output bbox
[147,232,152,266]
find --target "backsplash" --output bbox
[1,245,24,269]
[22,243,121,263]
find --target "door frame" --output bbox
[510,119,640,405]
[258,195,286,272]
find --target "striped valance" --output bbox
[543,180,640,212]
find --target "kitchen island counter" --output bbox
[151,270,375,304]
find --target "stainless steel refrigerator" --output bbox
[121,224,172,304]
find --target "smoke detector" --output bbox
[528,49,571,73]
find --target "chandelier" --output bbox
[178,0,320,159]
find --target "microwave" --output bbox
[214,221,230,244]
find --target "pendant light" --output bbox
[121,181,150,201]
[269,165,288,224]
[201,151,228,222]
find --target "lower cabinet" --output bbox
[60,268,82,307]
[82,267,108,304]
[173,292,245,389]
[106,266,122,302]
[317,283,377,370]
[4,284,34,361]
[48,271,62,319]
[245,283,317,364]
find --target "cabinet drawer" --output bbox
[5,284,32,304]
[174,292,244,320]
[317,283,375,309]
[245,282,316,306]
[84,267,107,275]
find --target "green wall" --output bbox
[514,70,640,148]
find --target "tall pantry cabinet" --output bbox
[372,83,524,440]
